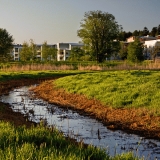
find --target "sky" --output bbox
[0,0,160,44]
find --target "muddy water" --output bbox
[1,86,160,160]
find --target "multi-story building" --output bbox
[11,44,57,61]
[12,44,22,61]
[144,39,160,60]
[56,43,84,61]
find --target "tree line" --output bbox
[119,25,160,41]
[0,10,160,63]
[19,40,57,61]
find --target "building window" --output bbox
[15,48,18,52]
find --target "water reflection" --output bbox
[1,86,160,160]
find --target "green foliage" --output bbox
[148,45,160,61]
[0,28,14,62]
[19,41,32,61]
[42,41,57,61]
[77,10,122,62]
[127,39,144,62]
[119,42,128,60]
[0,70,87,82]
[0,121,110,160]
[68,47,85,61]
[55,70,160,113]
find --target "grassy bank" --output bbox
[0,70,89,82]
[0,121,140,160]
[54,70,160,114]
[0,70,150,159]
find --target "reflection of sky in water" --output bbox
[1,86,160,160]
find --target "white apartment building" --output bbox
[144,39,160,59]
[12,44,22,61]
[56,43,84,61]
[11,44,56,61]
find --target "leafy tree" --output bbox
[42,41,57,61]
[29,39,37,60]
[118,31,132,41]
[119,42,128,60]
[0,28,14,61]
[77,10,121,62]
[150,27,157,37]
[19,41,32,61]
[132,30,139,36]
[148,45,160,62]
[68,47,84,61]
[142,27,149,36]
[157,24,160,35]
[138,30,143,36]
[127,39,144,62]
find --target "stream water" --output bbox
[0,86,160,160]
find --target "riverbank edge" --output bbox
[31,80,160,141]
[0,78,55,126]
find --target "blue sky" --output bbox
[0,0,160,44]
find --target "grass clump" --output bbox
[54,70,160,114]
[0,121,109,160]
[0,121,140,160]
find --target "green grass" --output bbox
[55,70,160,113]
[0,121,140,160]
[0,121,108,160]
[0,70,90,82]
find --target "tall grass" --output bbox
[54,70,160,114]
[0,121,140,160]
[0,121,109,160]
[1,60,160,72]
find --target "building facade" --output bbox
[56,43,84,61]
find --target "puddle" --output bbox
[1,86,160,160]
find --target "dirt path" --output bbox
[32,80,160,140]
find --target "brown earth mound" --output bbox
[32,80,160,140]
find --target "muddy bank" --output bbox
[0,78,55,127]
[32,80,160,140]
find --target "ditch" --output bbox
[0,85,160,160]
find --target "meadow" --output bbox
[54,70,160,115]
[0,64,158,159]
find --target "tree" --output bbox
[138,30,143,36]
[127,39,144,62]
[0,28,14,61]
[19,41,32,61]
[150,27,157,37]
[157,24,160,35]
[119,42,128,60]
[118,31,132,41]
[29,39,37,60]
[148,45,160,62]
[77,10,122,62]
[132,30,139,36]
[68,47,84,61]
[42,41,57,61]
[142,27,149,36]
